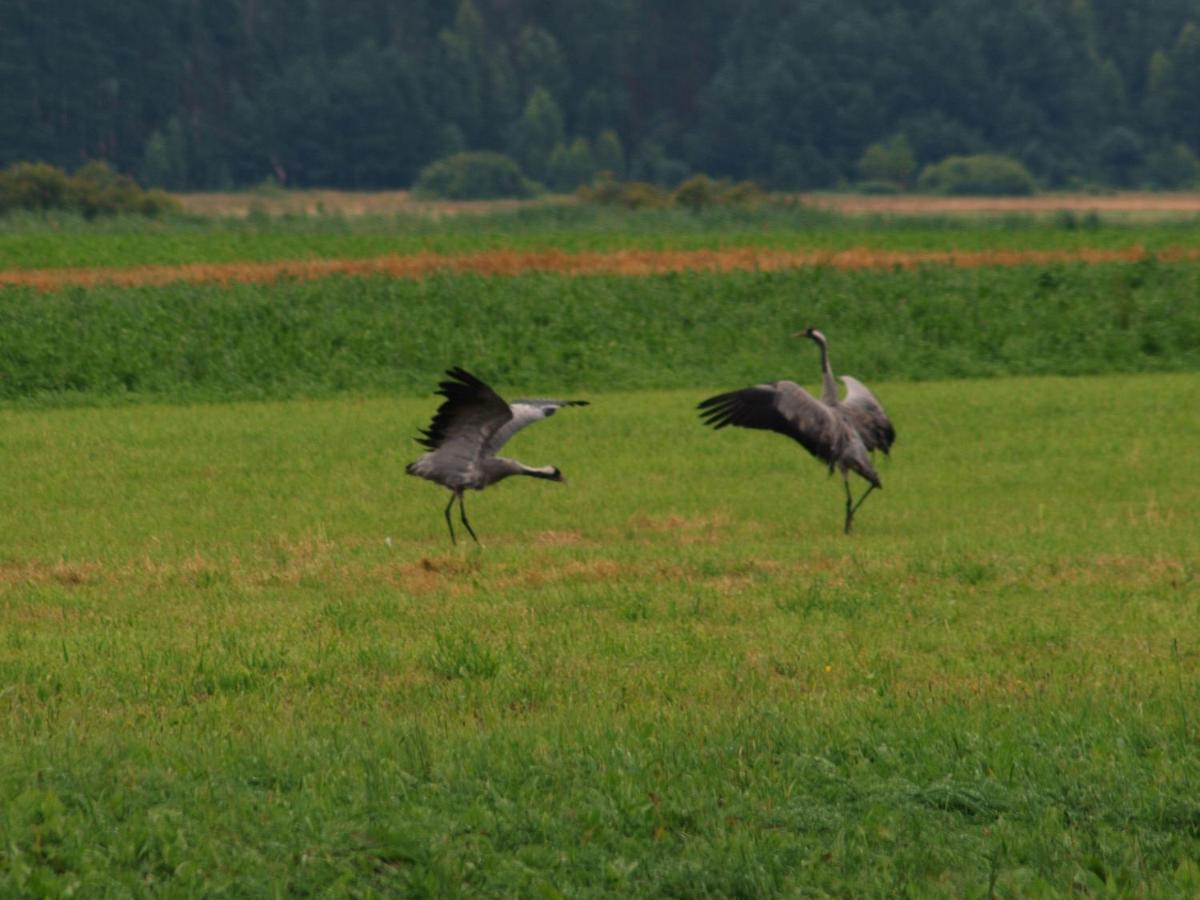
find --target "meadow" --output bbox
[2,207,1200,895]
[3,262,1200,405]
[4,204,1200,271]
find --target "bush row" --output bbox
[0,161,180,218]
[412,148,1055,201]
[577,173,768,210]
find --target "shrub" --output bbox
[139,189,183,217]
[857,135,916,188]
[576,173,669,209]
[593,129,626,178]
[917,154,1038,196]
[412,152,540,200]
[0,162,70,212]
[854,179,904,194]
[723,180,768,206]
[547,137,597,191]
[579,172,766,210]
[66,161,147,218]
[0,160,181,217]
[672,174,723,210]
[672,174,767,210]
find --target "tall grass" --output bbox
[2,375,1198,894]
[2,262,1199,405]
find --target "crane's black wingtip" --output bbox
[697,403,733,429]
[433,367,494,401]
[441,366,483,386]
[697,392,732,411]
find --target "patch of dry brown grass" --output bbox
[0,559,101,587]
[173,189,1200,220]
[173,189,569,219]
[805,191,1200,217]
[6,246,1200,292]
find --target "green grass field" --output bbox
[2,204,1200,270]
[2,207,1199,894]
[4,263,1200,405]
[3,374,1199,895]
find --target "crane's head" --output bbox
[793,327,826,344]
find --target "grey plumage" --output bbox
[698,328,895,533]
[406,367,588,544]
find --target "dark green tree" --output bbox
[508,87,565,179]
[593,129,626,177]
[547,137,596,190]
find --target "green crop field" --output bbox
[3,204,1200,270]
[3,262,1200,406]
[2,210,1200,895]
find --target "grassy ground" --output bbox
[2,374,1198,895]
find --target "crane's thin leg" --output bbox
[843,483,877,534]
[850,484,876,518]
[443,493,458,545]
[458,494,481,546]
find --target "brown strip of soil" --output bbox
[3,246,1200,292]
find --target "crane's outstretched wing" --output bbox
[698,381,840,461]
[484,398,590,456]
[408,368,513,479]
[839,375,895,454]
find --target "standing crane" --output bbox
[697,328,895,533]
[406,367,589,545]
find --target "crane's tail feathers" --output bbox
[406,457,438,481]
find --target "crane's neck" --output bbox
[814,337,839,405]
[483,458,560,485]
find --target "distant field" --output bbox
[8,245,1200,292]
[2,376,1198,894]
[3,264,1199,405]
[174,188,560,219]
[806,190,1200,218]
[3,204,1200,274]
[170,188,1200,221]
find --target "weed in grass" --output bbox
[426,631,501,681]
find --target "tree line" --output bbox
[2,0,1199,193]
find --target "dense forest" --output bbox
[2,0,1200,192]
